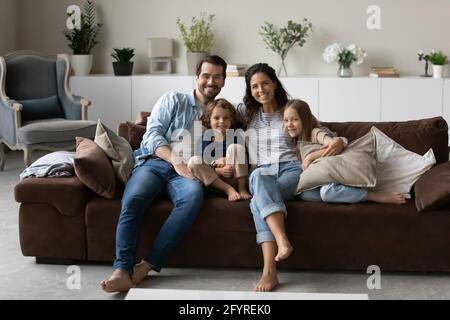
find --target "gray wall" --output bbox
[16,0,450,76]
[0,0,18,55]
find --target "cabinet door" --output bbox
[319,78,381,122]
[281,77,319,118]
[71,75,132,131]
[216,77,246,104]
[443,80,450,144]
[381,78,443,121]
[132,75,193,120]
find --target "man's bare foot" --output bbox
[226,186,241,201]
[100,269,135,293]
[132,261,152,285]
[274,237,293,262]
[238,189,252,200]
[255,269,279,292]
[368,191,406,204]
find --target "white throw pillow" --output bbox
[368,126,436,199]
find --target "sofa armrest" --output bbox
[414,162,450,212]
[14,177,92,217]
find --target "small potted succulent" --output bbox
[428,50,448,79]
[111,48,135,76]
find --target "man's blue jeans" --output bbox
[113,158,204,274]
[249,161,301,244]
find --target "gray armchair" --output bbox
[0,51,97,170]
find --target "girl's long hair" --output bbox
[283,99,319,142]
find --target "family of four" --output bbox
[101,55,405,293]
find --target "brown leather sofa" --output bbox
[14,117,450,272]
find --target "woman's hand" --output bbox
[216,165,234,178]
[321,138,344,157]
[212,157,226,168]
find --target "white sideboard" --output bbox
[71,75,450,142]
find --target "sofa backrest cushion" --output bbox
[321,117,449,164]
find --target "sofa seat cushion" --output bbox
[14,177,90,217]
[86,196,255,233]
[19,118,96,145]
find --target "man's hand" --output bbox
[173,163,194,179]
[321,137,344,157]
[216,165,234,178]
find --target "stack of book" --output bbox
[226,64,247,77]
[369,67,400,77]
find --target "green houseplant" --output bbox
[176,12,215,75]
[63,0,102,75]
[428,51,448,78]
[111,48,135,76]
[259,19,313,76]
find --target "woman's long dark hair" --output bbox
[243,63,289,123]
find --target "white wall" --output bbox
[17,0,450,76]
[0,0,18,55]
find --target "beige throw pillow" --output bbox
[94,120,134,184]
[295,131,376,194]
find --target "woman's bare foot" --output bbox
[132,261,152,285]
[100,269,135,293]
[368,191,406,204]
[238,189,252,200]
[274,237,293,262]
[226,186,241,201]
[255,269,279,292]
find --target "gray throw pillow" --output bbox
[94,120,134,184]
[296,131,377,194]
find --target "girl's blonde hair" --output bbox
[283,99,319,142]
[201,98,237,129]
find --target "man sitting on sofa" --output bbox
[101,55,228,293]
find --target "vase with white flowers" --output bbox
[323,43,366,77]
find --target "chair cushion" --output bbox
[19,119,96,145]
[74,137,116,199]
[18,95,64,122]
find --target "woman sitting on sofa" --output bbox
[236,63,346,292]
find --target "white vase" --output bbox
[432,65,444,79]
[186,52,208,75]
[70,54,93,76]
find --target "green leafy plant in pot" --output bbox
[111,48,135,76]
[428,50,448,79]
[176,12,215,75]
[63,0,102,75]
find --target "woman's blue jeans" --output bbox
[249,161,301,244]
[113,158,204,274]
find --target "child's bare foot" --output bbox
[100,269,135,293]
[368,191,406,204]
[132,261,151,285]
[226,186,241,201]
[239,189,252,200]
[274,237,293,262]
[255,269,279,292]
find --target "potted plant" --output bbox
[428,50,448,79]
[323,43,367,77]
[176,12,215,75]
[63,0,102,76]
[111,48,135,76]
[259,19,313,76]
